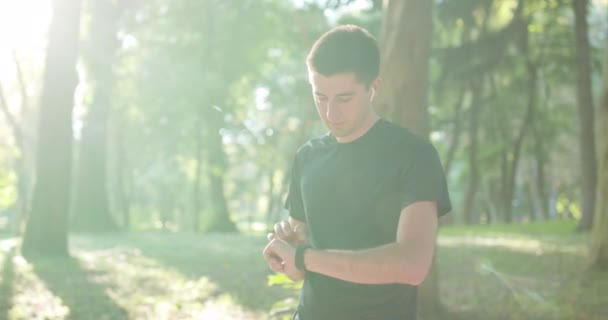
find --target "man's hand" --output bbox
[273,220,308,245]
[263,233,304,281]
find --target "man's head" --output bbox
[306,25,381,143]
[306,24,380,86]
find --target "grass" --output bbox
[0,232,287,320]
[0,220,605,319]
[438,220,607,320]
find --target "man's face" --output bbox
[308,71,378,142]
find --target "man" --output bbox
[263,25,451,320]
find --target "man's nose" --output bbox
[326,101,341,122]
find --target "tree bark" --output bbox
[194,1,236,233]
[463,82,482,225]
[590,33,608,270]
[192,113,204,233]
[22,0,82,257]
[526,177,537,222]
[443,89,465,177]
[205,110,237,233]
[72,0,124,232]
[502,58,537,223]
[376,0,432,138]
[265,169,277,222]
[572,0,597,232]
[532,124,550,220]
[378,1,444,319]
[113,119,131,230]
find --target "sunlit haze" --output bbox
[0,0,51,82]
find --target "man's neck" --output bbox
[336,113,379,143]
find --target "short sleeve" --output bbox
[284,154,306,221]
[399,141,452,217]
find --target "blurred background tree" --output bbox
[0,0,607,318]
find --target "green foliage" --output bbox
[0,0,601,242]
[109,0,333,231]
[267,273,302,289]
[0,166,16,210]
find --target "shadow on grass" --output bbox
[0,244,16,319]
[564,267,608,319]
[131,233,288,312]
[67,231,599,320]
[437,242,600,320]
[72,232,290,315]
[28,254,129,320]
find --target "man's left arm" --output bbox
[302,201,438,286]
[264,141,449,284]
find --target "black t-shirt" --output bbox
[285,119,451,320]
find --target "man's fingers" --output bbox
[274,221,297,242]
[266,254,283,271]
[268,257,284,273]
[267,258,283,273]
[263,241,275,260]
[267,233,275,241]
[293,224,308,242]
[263,242,284,272]
[274,222,287,239]
[280,220,293,237]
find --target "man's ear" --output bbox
[370,77,381,102]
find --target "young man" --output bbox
[263,25,451,320]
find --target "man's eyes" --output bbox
[336,96,353,103]
[315,96,353,103]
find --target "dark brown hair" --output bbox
[306,25,380,86]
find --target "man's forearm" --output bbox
[303,242,431,286]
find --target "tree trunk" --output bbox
[526,178,537,222]
[265,168,277,222]
[158,184,175,231]
[533,123,550,220]
[572,0,597,232]
[378,1,444,319]
[205,110,237,233]
[590,34,608,270]
[71,0,124,232]
[502,58,537,223]
[114,119,131,230]
[481,180,496,224]
[22,0,82,257]
[197,1,235,233]
[528,160,543,221]
[463,82,482,225]
[192,114,204,233]
[267,163,292,227]
[443,89,465,177]
[376,0,432,138]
